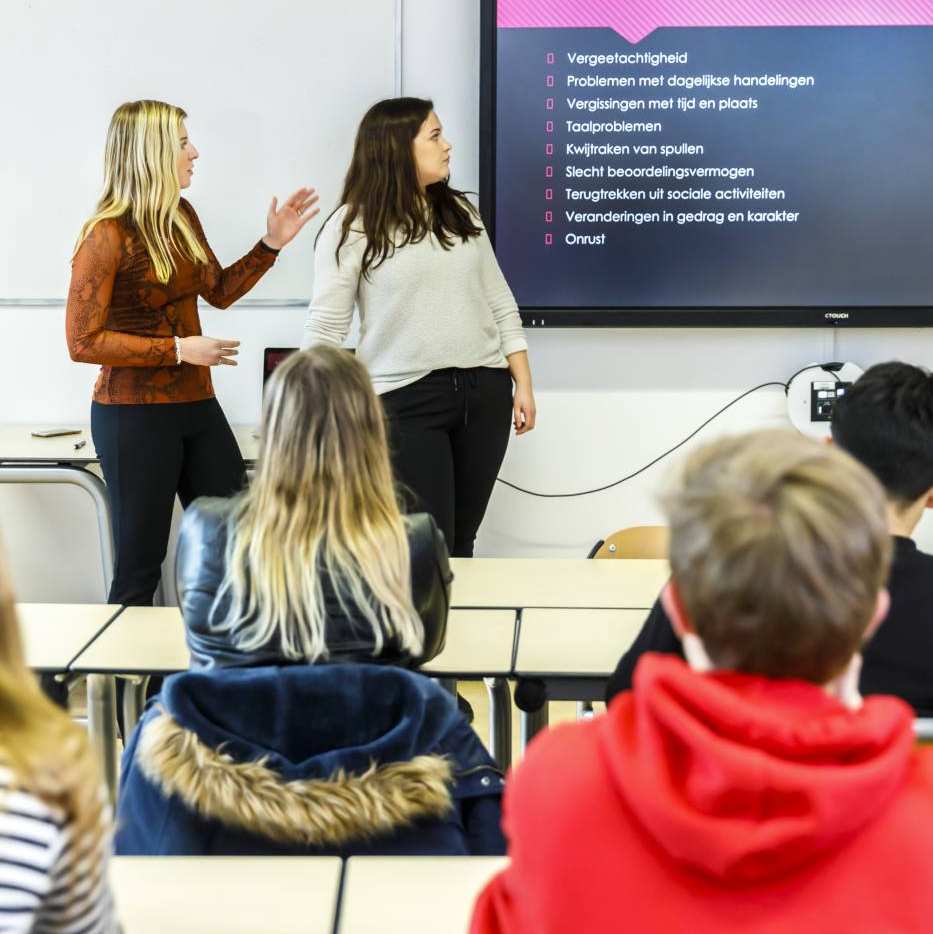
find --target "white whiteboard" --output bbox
[0,0,396,302]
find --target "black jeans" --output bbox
[92,397,245,606]
[381,367,512,558]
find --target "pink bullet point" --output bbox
[545,143,553,155]
[546,52,555,64]
[545,233,553,245]
[545,210,553,222]
[546,120,554,133]
[545,98,554,110]
[545,188,553,200]
[546,75,554,87]
[545,166,553,178]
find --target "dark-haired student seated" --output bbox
[115,346,505,857]
[606,361,933,714]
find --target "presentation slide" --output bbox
[492,1,933,315]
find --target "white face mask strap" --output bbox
[681,632,715,674]
[824,653,864,711]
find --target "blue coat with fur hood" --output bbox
[115,664,506,856]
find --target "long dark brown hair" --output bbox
[320,97,482,278]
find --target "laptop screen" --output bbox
[262,347,297,387]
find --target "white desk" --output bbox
[70,605,520,794]
[70,606,189,675]
[0,427,113,593]
[232,424,259,464]
[111,856,342,934]
[449,558,668,608]
[513,607,653,744]
[0,424,257,466]
[17,602,121,672]
[0,425,97,463]
[69,605,187,802]
[422,609,516,678]
[0,424,259,602]
[338,856,506,933]
[516,608,648,677]
[422,609,517,771]
[72,606,520,679]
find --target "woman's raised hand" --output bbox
[263,187,320,250]
[179,336,240,366]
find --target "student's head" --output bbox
[0,544,106,853]
[662,430,891,685]
[327,96,481,278]
[216,345,423,662]
[76,99,207,283]
[831,362,933,514]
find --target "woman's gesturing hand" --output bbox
[263,187,320,250]
[179,336,240,366]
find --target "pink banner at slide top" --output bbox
[497,1,933,44]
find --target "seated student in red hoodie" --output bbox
[606,361,933,715]
[471,429,933,934]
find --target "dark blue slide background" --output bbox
[495,26,933,310]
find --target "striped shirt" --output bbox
[0,771,116,933]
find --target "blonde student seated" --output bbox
[0,550,115,930]
[115,346,505,857]
[471,430,933,934]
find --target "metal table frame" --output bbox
[0,462,114,592]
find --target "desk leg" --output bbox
[484,678,512,771]
[0,466,114,599]
[87,675,118,805]
[520,705,549,752]
[121,675,150,738]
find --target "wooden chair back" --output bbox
[588,525,669,560]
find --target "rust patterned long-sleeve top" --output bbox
[66,199,277,405]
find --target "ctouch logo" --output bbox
[824,312,849,319]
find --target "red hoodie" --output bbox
[471,655,933,933]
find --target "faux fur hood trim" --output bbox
[136,710,454,848]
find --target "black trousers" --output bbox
[381,367,512,558]
[92,397,245,606]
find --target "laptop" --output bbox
[262,347,297,395]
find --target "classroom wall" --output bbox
[3,0,933,605]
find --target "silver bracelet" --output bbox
[174,335,183,365]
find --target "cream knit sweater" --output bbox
[302,206,528,394]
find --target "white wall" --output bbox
[3,0,933,606]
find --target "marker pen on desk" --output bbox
[73,439,86,451]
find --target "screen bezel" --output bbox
[479,0,933,328]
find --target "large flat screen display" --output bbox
[480,0,933,326]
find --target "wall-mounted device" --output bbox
[787,363,863,438]
[810,380,852,423]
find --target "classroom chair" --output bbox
[586,525,669,560]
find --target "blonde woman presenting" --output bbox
[66,100,318,606]
[0,547,116,929]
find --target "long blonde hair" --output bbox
[75,99,208,283]
[0,544,107,856]
[214,346,423,661]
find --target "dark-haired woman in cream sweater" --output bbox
[304,96,535,558]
